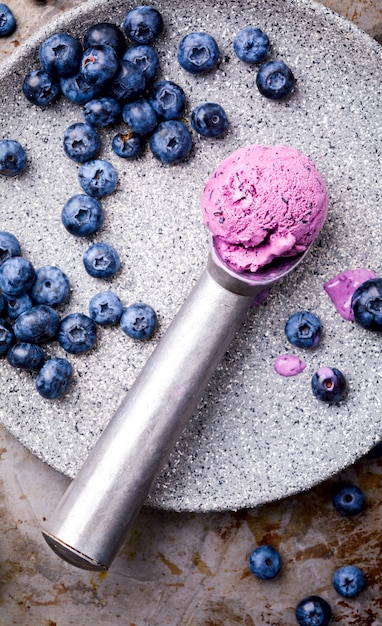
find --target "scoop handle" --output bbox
[42,255,263,570]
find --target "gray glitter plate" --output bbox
[1,0,381,512]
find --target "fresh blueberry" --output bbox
[83,242,120,279]
[190,102,228,138]
[39,32,82,78]
[0,4,16,37]
[177,32,219,74]
[35,357,73,399]
[62,194,104,237]
[5,292,33,319]
[83,22,126,57]
[89,291,123,325]
[112,131,145,159]
[122,44,159,85]
[22,69,61,107]
[248,545,281,580]
[30,265,70,307]
[148,80,186,120]
[256,59,295,99]
[311,367,347,403]
[0,256,35,296]
[108,59,145,102]
[295,596,332,626]
[0,139,27,177]
[83,97,121,128]
[120,302,157,340]
[285,311,322,348]
[7,342,45,371]
[78,159,118,198]
[0,317,14,355]
[351,278,382,331]
[14,304,60,344]
[149,120,192,164]
[60,71,102,105]
[0,231,21,265]
[58,312,97,354]
[233,27,269,63]
[332,565,365,598]
[81,44,120,89]
[122,98,157,135]
[122,6,163,44]
[62,122,100,163]
[332,482,364,516]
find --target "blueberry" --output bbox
[122,44,159,85]
[233,27,269,63]
[285,311,322,348]
[122,6,163,44]
[83,97,121,128]
[108,59,146,102]
[35,357,73,399]
[60,71,102,105]
[148,80,186,120]
[177,32,219,74]
[149,120,192,164]
[89,291,123,325]
[7,342,45,371]
[0,231,21,265]
[62,122,100,163]
[0,256,35,296]
[0,4,16,37]
[122,98,157,135]
[14,304,60,344]
[295,596,332,626]
[311,367,347,403]
[120,302,157,340]
[58,313,97,354]
[190,102,228,138]
[112,131,145,159]
[256,59,295,99]
[0,317,14,355]
[22,69,61,107]
[83,242,120,279]
[83,22,126,57]
[332,565,365,598]
[81,44,120,89]
[0,139,27,177]
[332,482,364,516]
[351,278,382,331]
[248,545,281,580]
[62,194,104,237]
[5,292,33,319]
[30,265,70,306]
[78,159,118,198]
[39,32,82,78]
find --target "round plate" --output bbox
[1,0,381,512]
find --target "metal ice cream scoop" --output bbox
[42,238,312,571]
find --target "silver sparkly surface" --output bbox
[0,0,381,512]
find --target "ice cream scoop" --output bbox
[42,144,328,571]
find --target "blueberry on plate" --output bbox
[22,69,61,107]
[81,44,120,89]
[122,5,163,44]
[295,596,331,626]
[62,194,104,237]
[0,4,16,37]
[256,59,295,99]
[14,304,60,344]
[83,242,120,279]
[122,44,159,85]
[60,71,102,105]
[112,131,145,159]
[5,292,33,319]
[120,302,157,340]
[332,565,365,598]
[177,32,219,74]
[35,357,73,399]
[62,122,100,163]
[89,291,123,325]
[148,80,186,120]
[0,139,27,177]
[311,367,347,403]
[122,98,157,135]
[30,265,70,307]
[108,59,146,102]
[351,277,382,331]
[39,32,83,78]
[248,545,281,580]
[233,26,269,63]
[83,97,121,128]
[58,313,97,354]
[332,482,364,516]
[0,256,35,296]
[78,159,118,198]
[83,22,126,57]
[149,120,192,165]
[190,102,228,138]
[285,311,322,348]
[7,342,45,371]
[0,317,14,355]
[0,231,21,265]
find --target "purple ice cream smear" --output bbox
[274,354,306,377]
[324,268,377,320]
